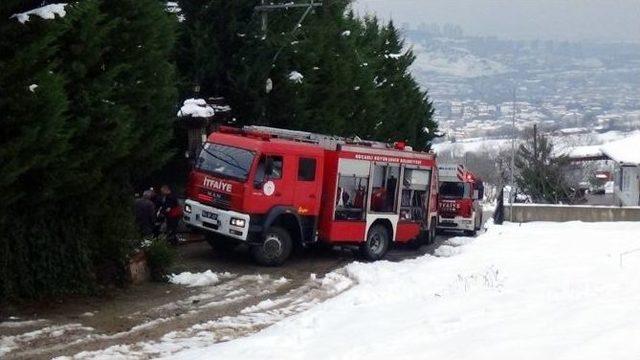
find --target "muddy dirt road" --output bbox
[0,219,490,359]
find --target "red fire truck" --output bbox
[436,164,484,236]
[183,126,439,266]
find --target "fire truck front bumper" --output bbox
[437,216,475,231]
[183,199,250,241]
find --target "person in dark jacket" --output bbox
[158,185,181,245]
[134,190,156,237]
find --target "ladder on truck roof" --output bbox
[242,125,391,150]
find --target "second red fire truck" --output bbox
[183,126,439,266]
[436,164,484,236]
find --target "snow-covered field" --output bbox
[432,129,640,157]
[171,221,640,360]
[411,43,510,78]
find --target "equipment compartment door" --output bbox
[293,156,322,216]
[396,168,431,242]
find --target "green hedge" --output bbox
[0,0,177,301]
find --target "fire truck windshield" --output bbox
[439,181,470,199]
[195,142,255,182]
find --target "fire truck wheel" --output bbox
[360,225,390,261]
[251,226,293,266]
[428,218,437,244]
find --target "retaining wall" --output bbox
[505,204,640,222]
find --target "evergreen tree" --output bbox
[0,1,80,299]
[0,0,178,300]
[175,0,438,148]
[515,126,573,204]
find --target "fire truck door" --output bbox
[293,157,321,216]
[255,154,292,204]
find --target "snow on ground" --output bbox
[433,130,640,157]
[11,3,68,23]
[1,324,94,357]
[0,319,48,329]
[56,273,353,359]
[168,270,232,287]
[171,221,640,360]
[432,137,512,156]
[412,43,510,78]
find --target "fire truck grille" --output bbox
[439,201,458,218]
[200,190,232,210]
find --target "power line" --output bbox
[255,1,323,34]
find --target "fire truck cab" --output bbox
[183,126,439,266]
[436,164,484,236]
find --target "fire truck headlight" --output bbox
[230,217,246,228]
[184,204,192,213]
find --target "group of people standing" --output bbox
[134,185,183,245]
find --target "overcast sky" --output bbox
[353,0,640,43]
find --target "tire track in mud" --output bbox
[2,221,487,360]
[2,271,355,360]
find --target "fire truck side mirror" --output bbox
[477,181,484,199]
[264,157,274,177]
[254,156,274,189]
[185,150,196,169]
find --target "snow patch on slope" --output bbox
[412,43,509,78]
[171,221,640,359]
[169,270,233,287]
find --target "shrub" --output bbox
[143,236,176,282]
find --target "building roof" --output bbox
[567,144,605,160]
[600,134,640,165]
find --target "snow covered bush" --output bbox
[145,237,176,282]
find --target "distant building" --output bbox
[565,134,640,207]
[601,136,640,206]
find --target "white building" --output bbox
[601,135,640,206]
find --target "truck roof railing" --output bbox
[241,125,392,150]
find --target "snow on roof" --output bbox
[566,144,604,159]
[559,127,589,135]
[288,71,304,84]
[177,98,214,118]
[600,134,640,165]
[11,3,67,24]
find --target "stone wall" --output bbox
[505,204,640,222]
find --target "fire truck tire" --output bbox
[428,217,437,244]
[251,226,293,266]
[360,224,390,261]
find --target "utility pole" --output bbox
[510,87,517,221]
[533,123,538,160]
